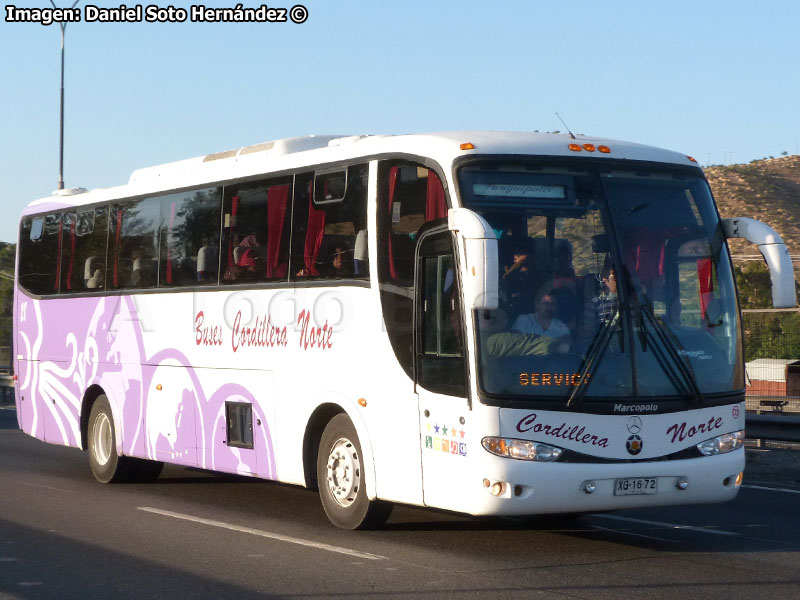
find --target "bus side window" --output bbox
[290,164,368,281]
[60,207,108,293]
[109,199,160,290]
[19,215,62,295]
[377,161,449,379]
[159,187,222,287]
[221,178,291,284]
[378,161,447,286]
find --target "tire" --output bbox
[88,395,136,483]
[317,414,392,529]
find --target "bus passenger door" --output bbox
[415,230,472,511]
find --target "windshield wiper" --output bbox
[566,311,620,409]
[639,302,703,405]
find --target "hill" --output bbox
[705,154,800,283]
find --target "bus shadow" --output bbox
[0,519,281,599]
[0,407,19,430]
[383,512,800,554]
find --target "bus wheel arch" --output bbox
[302,403,346,490]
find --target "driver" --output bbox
[512,291,571,339]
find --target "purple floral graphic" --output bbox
[15,291,276,479]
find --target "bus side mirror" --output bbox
[722,217,797,308]
[448,208,499,310]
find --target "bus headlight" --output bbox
[481,437,564,462]
[696,430,745,456]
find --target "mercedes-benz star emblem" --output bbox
[627,416,642,435]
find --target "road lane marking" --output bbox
[590,514,739,536]
[138,507,387,561]
[743,484,800,495]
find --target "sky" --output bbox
[1,0,799,243]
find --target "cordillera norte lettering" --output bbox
[5,5,81,26]
[297,309,333,350]
[194,310,290,352]
[665,415,723,443]
[516,413,609,448]
[232,311,288,353]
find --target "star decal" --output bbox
[442,425,448,435]
[434,424,440,434]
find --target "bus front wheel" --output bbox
[88,395,135,483]
[317,414,392,529]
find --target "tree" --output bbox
[734,261,772,309]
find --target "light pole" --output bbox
[50,0,82,191]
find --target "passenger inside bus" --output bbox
[324,245,352,277]
[512,291,571,342]
[499,238,536,321]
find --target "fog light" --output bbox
[582,480,596,494]
[676,477,689,491]
[490,482,506,496]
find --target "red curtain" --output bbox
[304,181,325,275]
[387,166,399,279]
[227,196,239,269]
[113,210,122,287]
[166,202,176,284]
[66,219,76,291]
[624,231,666,282]
[266,185,289,277]
[425,171,447,221]
[697,258,714,319]
[54,218,63,292]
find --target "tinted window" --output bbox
[377,160,448,377]
[417,231,466,396]
[109,198,160,290]
[291,164,369,281]
[160,187,222,287]
[18,214,62,295]
[60,206,109,292]
[221,178,292,284]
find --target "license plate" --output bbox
[614,477,657,496]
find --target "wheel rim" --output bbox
[92,412,113,466]
[325,437,361,508]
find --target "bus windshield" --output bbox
[459,160,743,406]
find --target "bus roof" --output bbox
[23,131,702,214]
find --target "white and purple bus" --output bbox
[14,132,797,528]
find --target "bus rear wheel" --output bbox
[88,395,137,483]
[317,414,392,529]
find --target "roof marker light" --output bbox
[582,144,596,152]
[598,145,611,153]
[460,142,476,150]
[687,156,698,163]
[568,144,582,152]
